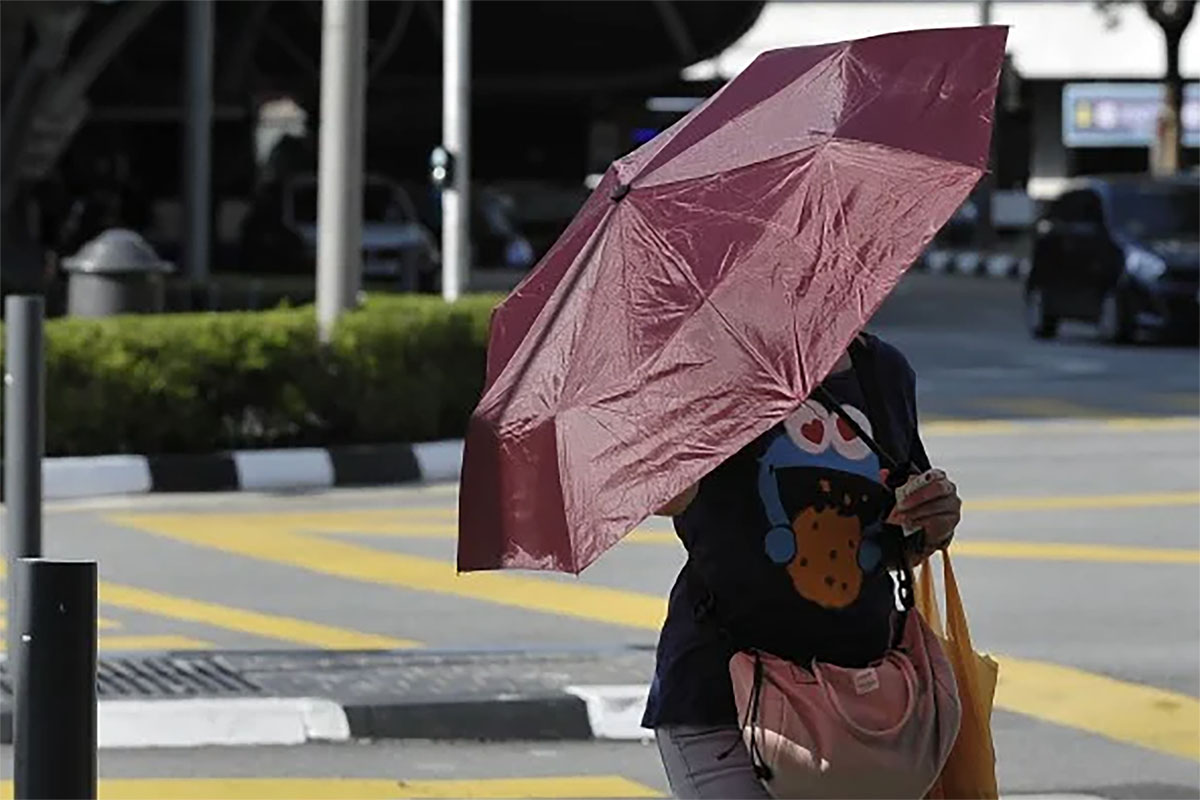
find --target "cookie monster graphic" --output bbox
[758,402,890,609]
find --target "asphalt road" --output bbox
[2,274,1198,799]
[871,274,1198,420]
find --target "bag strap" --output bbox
[811,334,908,480]
[809,334,920,615]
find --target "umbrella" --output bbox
[458,26,1008,574]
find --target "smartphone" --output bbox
[894,469,942,548]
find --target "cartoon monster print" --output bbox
[758,402,888,609]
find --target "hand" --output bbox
[892,469,961,562]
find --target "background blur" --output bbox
[1,0,1197,306]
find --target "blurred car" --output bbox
[934,196,979,247]
[487,179,591,262]
[239,174,440,289]
[405,183,537,271]
[1025,175,1199,343]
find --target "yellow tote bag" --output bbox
[916,551,1000,799]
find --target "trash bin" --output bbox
[61,229,174,317]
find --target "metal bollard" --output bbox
[4,295,45,660]
[13,559,98,800]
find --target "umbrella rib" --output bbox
[630,44,848,187]
[626,199,789,390]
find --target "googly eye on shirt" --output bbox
[829,404,873,461]
[783,403,831,454]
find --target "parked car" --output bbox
[1025,175,1199,343]
[239,174,440,290]
[405,183,537,271]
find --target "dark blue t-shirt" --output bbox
[642,335,930,728]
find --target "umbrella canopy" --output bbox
[458,26,1008,574]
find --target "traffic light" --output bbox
[430,146,456,189]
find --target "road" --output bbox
[2,274,1198,799]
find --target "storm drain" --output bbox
[1,656,264,699]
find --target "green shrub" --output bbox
[0,294,501,456]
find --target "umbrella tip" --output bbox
[610,183,631,202]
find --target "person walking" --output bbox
[643,332,963,799]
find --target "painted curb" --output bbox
[0,439,461,501]
[98,697,350,748]
[0,686,641,748]
[0,697,349,749]
[915,248,1029,282]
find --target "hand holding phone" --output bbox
[889,469,961,560]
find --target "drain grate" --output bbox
[97,656,264,698]
[2,655,264,699]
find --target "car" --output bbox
[1025,175,1199,343]
[239,174,440,290]
[404,183,537,271]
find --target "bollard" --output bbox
[13,559,98,800]
[4,295,45,660]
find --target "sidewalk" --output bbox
[0,646,656,748]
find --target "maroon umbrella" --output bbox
[458,26,1008,574]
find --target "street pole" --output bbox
[346,0,367,307]
[317,0,367,342]
[13,559,98,800]
[442,0,470,302]
[3,295,44,661]
[183,0,214,283]
[975,0,996,253]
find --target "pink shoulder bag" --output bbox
[726,372,963,798]
[729,608,961,799]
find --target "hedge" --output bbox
[0,293,502,457]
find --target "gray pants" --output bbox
[655,724,773,799]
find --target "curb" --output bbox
[0,685,650,748]
[0,439,465,501]
[914,247,1031,281]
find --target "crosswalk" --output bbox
[1,458,1197,791]
[6,487,1198,654]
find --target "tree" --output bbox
[1143,1,1196,174]
[1097,1,1196,174]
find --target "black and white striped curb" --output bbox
[0,686,650,749]
[0,650,653,748]
[914,248,1032,281]
[0,440,464,501]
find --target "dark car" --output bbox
[239,174,440,290]
[404,183,536,271]
[1025,176,1199,343]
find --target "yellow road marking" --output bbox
[968,490,1199,512]
[98,583,420,650]
[197,489,1200,530]
[1154,392,1200,413]
[0,776,663,800]
[98,635,213,651]
[972,397,1115,419]
[107,512,1200,761]
[0,560,418,650]
[300,521,1199,565]
[924,415,1198,435]
[952,541,1198,564]
[112,515,667,631]
[996,655,1200,762]
[0,612,119,638]
[923,419,1023,435]
[1105,416,1200,432]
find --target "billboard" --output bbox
[1062,82,1199,148]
